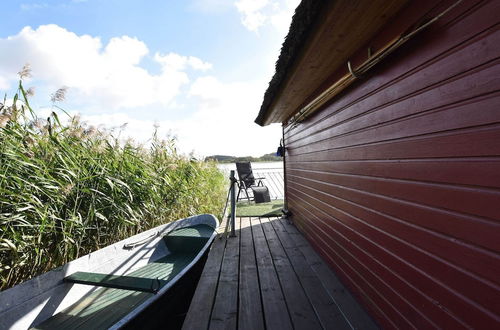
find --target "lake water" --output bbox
[217,161,283,172]
[217,161,284,199]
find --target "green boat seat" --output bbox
[62,225,214,293]
[164,224,213,252]
[64,272,166,293]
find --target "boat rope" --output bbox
[123,231,159,250]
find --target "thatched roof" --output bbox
[254,0,409,126]
[254,0,327,126]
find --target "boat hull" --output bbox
[0,214,219,330]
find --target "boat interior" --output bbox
[32,224,214,330]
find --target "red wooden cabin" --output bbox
[255,0,500,328]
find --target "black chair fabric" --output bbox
[235,162,265,201]
[236,162,256,187]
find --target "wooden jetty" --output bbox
[182,216,378,329]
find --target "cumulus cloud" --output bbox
[0,24,281,156]
[234,0,300,33]
[0,24,211,110]
[235,0,269,32]
[181,75,281,156]
[70,75,281,157]
[154,53,212,72]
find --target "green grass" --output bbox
[235,200,284,217]
[0,81,227,290]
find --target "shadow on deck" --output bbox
[182,216,378,330]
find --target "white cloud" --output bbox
[234,0,300,33]
[20,3,48,11]
[180,75,281,156]
[0,24,281,156]
[0,24,211,110]
[67,75,281,157]
[154,53,212,72]
[104,36,148,66]
[235,0,269,32]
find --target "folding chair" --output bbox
[235,162,265,202]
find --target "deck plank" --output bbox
[184,216,378,330]
[270,217,352,329]
[182,234,227,329]
[277,217,379,329]
[209,219,241,330]
[259,217,322,329]
[251,218,293,330]
[238,217,265,330]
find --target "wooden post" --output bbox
[230,170,236,237]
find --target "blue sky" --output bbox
[0,0,299,156]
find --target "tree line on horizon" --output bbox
[205,153,281,163]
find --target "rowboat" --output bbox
[0,214,219,330]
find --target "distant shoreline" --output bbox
[206,153,281,163]
[214,160,281,164]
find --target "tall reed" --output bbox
[0,80,226,290]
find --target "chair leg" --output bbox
[244,188,251,202]
[236,185,242,201]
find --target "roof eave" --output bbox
[256,0,409,126]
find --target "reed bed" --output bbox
[0,81,226,290]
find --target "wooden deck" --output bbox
[182,216,378,330]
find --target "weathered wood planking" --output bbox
[259,217,322,329]
[183,217,377,329]
[209,220,240,330]
[250,217,293,329]
[276,217,379,330]
[269,217,353,330]
[182,234,227,329]
[238,218,264,330]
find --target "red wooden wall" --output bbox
[284,0,500,328]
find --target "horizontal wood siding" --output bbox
[284,0,500,328]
